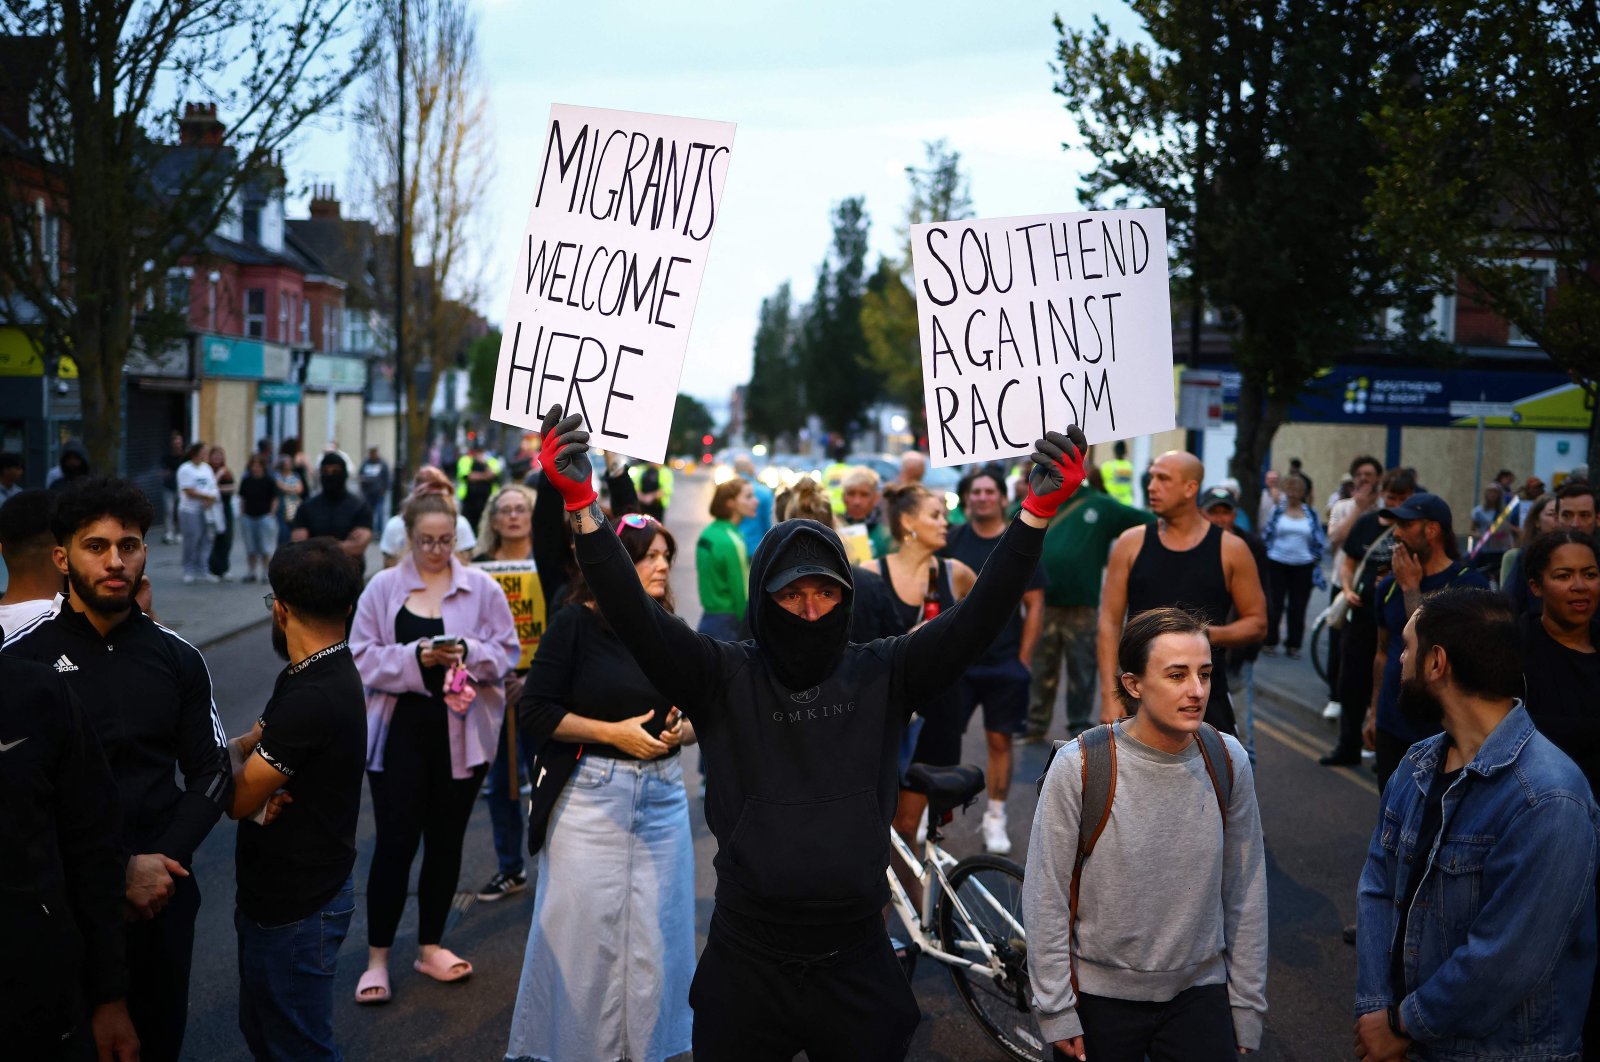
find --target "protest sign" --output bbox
[492,104,736,462]
[473,559,546,670]
[909,208,1175,467]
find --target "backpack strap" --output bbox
[1193,722,1234,823]
[1067,724,1117,992]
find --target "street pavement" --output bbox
[164,473,1375,1061]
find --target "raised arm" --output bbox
[1098,530,1139,725]
[539,407,723,711]
[896,428,1086,708]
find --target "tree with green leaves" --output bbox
[1366,0,1600,454]
[794,196,879,438]
[744,282,805,445]
[1055,3,1404,510]
[668,393,716,458]
[862,140,974,441]
[466,327,500,416]
[0,1,374,473]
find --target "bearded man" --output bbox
[3,475,231,1062]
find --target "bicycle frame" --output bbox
[884,827,1024,979]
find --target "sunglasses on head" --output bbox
[619,513,660,530]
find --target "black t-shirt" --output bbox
[235,644,366,925]
[1392,761,1463,999]
[942,523,1046,665]
[237,473,278,518]
[1343,512,1394,624]
[292,491,372,540]
[1519,614,1600,794]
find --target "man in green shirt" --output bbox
[1025,471,1153,740]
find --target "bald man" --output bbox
[896,451,928,488]
[1096,451,1267,735]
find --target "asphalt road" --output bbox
[179,476,1379,1061]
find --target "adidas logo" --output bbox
[53,655,78,673]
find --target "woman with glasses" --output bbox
[506,510,695,1062]
[470,484,546,901]
[349,492,519,1004]
[380,465,479,568]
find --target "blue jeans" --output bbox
[235,875,355,1061]
[485,712,539,877]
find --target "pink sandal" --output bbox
[355,966,391,1004]
[413,948,472,983]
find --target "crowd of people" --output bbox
[2,418,1599,1062]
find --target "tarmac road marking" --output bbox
[1252,712,1380,797]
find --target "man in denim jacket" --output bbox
[1355,586,1599,1061]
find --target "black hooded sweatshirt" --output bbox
[574,514,1044,929]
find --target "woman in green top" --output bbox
[696,478,756,640]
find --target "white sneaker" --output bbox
[182,575,197,584]
[981,808,1012,855]
[1322,700,1342,720]
[915,807,928,846]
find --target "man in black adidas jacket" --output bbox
[536,405,1087,1061]
[3,476,231,1062]
[0,653,139,1059]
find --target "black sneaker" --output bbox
[476,871,527,901]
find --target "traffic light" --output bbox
[702,433,715,464]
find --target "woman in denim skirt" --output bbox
[507,512,695,1062]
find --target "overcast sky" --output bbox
[293,1,1141,415]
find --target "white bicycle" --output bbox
[889,763,1047,1061]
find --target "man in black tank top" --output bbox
[1097,451,1267,736]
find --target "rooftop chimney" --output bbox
[309,183,341,220]
[178,102,225,148]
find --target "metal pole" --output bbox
[393,0,408,504]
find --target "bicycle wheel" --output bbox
[936,853,1048,1062]
[1310,612,1330,684]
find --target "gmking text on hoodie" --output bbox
[574,515,1045,936]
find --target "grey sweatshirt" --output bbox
[1022,722,1268,1047]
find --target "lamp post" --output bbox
[393,0,409,506]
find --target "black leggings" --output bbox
[1265,560,1315,649]
[366,695,486,948]
[1055,983,1237,1062]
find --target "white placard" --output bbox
[909,208,1175,467]
[491,104,736,462]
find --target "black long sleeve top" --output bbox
[531,466,640,613]
[518,602,676,759]
[573,512,1045,926]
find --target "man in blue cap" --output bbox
[1362,492,1489,788]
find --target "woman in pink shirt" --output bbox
[349,492,518,1003]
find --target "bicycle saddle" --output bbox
[904,762,985,816]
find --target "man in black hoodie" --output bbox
[3,476,232,1062]
[536,405,1087,1061]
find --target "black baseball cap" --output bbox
[1379,492,1452,526]
[764,532,851,593]
[1200,486,1236,511]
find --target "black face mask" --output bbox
[320,470,347,499]
[759,595,850,691]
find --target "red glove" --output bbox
[1021,426,1089,519]
[537,405,599,511]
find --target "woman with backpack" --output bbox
[1023,607,1268,1061]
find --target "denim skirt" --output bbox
[506,753,694,1062]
